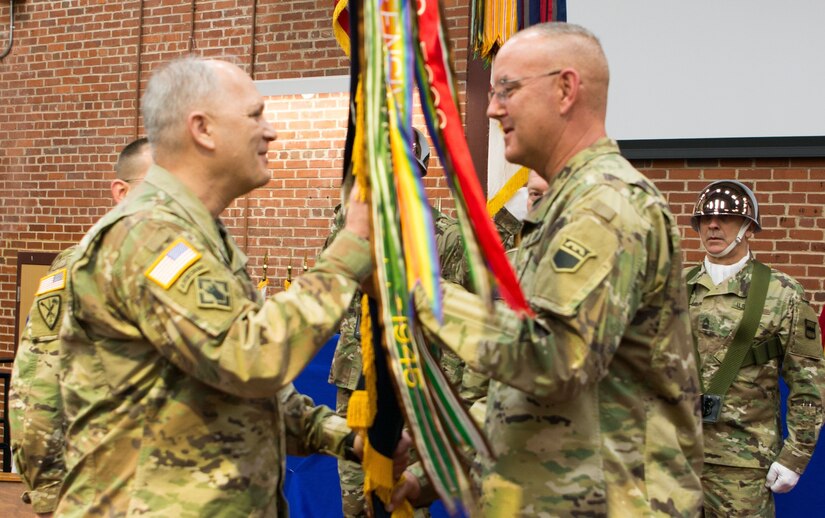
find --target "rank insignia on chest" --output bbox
[36,268,67,295]
[197,278,231,310]
[145,238,202,289]
[37,295,62,330]
[552,237,594,273]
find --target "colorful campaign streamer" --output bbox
[470,0,566,62]
[334,0,534,514]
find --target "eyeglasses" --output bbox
[488,69,562,103]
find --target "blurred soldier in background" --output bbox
[9,137,153,517]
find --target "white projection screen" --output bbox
[566,0,825,158]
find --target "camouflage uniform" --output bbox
[439,206,521,293]
[56,165,370,517]
[414,139,704,516]
[9,245,78,513]
[686,259,825,517]
[440,207,521,411]
[327,204,467,517]
[492,206,522,251]
[820,306,825,347]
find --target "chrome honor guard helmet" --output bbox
[690,180,761,232]
[412,128,431,176]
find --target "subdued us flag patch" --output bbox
[36,268,67,295]
[145,238,202,289]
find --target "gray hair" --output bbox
[141,56,220,150]
[518,23,608,72]
[520,22,603,48]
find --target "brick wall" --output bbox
[1,0,824,468]
[639,160,825,305]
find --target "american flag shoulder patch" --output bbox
[36,268,67,296]
[145,238,202,290]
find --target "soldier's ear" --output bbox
[188,111,216,151]
[110,179,130,204]
[558,68,582,116]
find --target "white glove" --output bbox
[765,462,801,493]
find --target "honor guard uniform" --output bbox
[686,180,825,517]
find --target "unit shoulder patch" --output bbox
[552,237,595,273]
[791,303,824,360]
[532,216,618,317]
[805,319,817,340]
[36,268,67,296]
[145,238,202,289]
[196,277,232,310]
[37,295,62,330]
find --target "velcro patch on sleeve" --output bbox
[552,237,594,273]
[145,238,202,290]
[37,295,62,330]
[196,277,232,310]
[791,302,824,360]
[532,215,619,317]
[805,319,817,340]
[35,268,67,295]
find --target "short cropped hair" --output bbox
[518,22,610,110]
[115,137,149,181]
[141,56,220,151]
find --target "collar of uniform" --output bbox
[522,137,620,228]
[142,165,247,270]
[216,219,249,275]
[493,206,521,236]
[693,255,755,297]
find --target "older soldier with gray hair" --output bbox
[55,56,383,516]
[686,180,825,517]
[389,22,703,516]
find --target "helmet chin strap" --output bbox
[707,220,751,258]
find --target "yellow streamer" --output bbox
[486,166,529,216]
[347,294,377,430]
[352,80,369,200]
[481,0,519,59]
[481,473,524,517]
[362,439,414,518]
[332,0,351,57]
